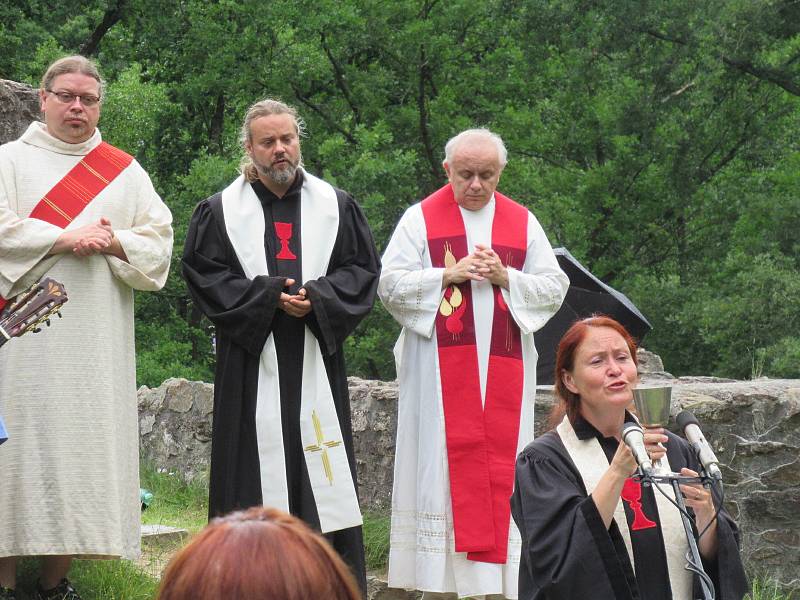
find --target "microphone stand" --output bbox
[639,470,716,600]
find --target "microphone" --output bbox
[621,422,653,477]
[676,411,723,480]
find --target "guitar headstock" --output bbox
[0,278,68,344]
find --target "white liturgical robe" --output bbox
[0,122,173,559]
[379,195,568,598]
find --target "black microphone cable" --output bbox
[642,473,723,599]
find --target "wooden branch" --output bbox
[642,28,800,97]
[515,149,580,173]
[417,46,439,181]
[79,0,126,57]
[290,84,358,145]
[701,102,794,185]
[641,28,688,46]
[623,156,655,195]
[722,56,800,97]
[418,0,441,19]
[784,51,800,67]
[319,31,362,123]
[661,80,696,103]
[208,92,225,155]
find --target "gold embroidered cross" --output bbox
[303,410,342,485]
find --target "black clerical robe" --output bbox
[511,417,749,600]
[181,171,380,590]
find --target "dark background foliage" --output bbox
[3,0,798,385]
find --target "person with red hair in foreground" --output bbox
[511,316,748,600]
[156,507,361,600]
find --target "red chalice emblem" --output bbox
[274,222,297,260]
[621,478,657,531]
[445,295,467,337]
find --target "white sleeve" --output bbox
[377,204,445,338]
[105,162,174,291]
[502,211,569,334]
[0,150,62,297]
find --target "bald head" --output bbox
[443,129,507,168]
[443,129,506,211]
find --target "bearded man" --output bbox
[379,129,568,599]
[182,98,380,590]
[0,56,173,600]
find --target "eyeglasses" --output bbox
[47,90,101,107]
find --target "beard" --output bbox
[254,153,301,186]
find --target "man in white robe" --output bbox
[0,56,173,600]
[379,129,568,599]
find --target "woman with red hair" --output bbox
[156,507,361,600]
[511,316,747,600]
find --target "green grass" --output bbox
[12,465,796,599]
[746,577,795,600]
[10,464,207,600]
[16,558,158,600]
[363,511,391,571]
[139,463,396,573]
[139,462,209,533]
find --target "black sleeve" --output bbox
[302,191,381,356]
[181,195,287,356]
[511,435,637,600]
[665,433,749,600]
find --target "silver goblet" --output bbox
[632,385,672,476]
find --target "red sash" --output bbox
[0,142,133,312]
[421,184,527,563]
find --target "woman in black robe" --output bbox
[511,316,748,600]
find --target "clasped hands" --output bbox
[279,278,311,318]
[51,217,123,258]
[442,243,509,290]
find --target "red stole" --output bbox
[421,184,527,563]
[0,142,133,312]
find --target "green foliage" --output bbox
[3,0,799,382]
[762,337,800,379]
[345,306,400,381]
[697,252,800,378]
[101,63,174,167]
[135,319,213,389]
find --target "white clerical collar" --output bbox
[458,193,496,220]
[20,121,102,156]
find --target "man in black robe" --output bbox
[182,98,379,591]
[511,414,749,600]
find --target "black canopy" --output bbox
[535,248,651,385]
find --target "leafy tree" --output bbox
[3,0,798,383]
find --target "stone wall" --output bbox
[138,378,214,482]
[139,368,800,593]
[0,79,39,144]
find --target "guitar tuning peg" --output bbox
[45,319,52,327]
[32,327,41,334]
[57,312,63,318]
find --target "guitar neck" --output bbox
[0,278,68,346]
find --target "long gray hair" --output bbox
[239,98,305,182]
